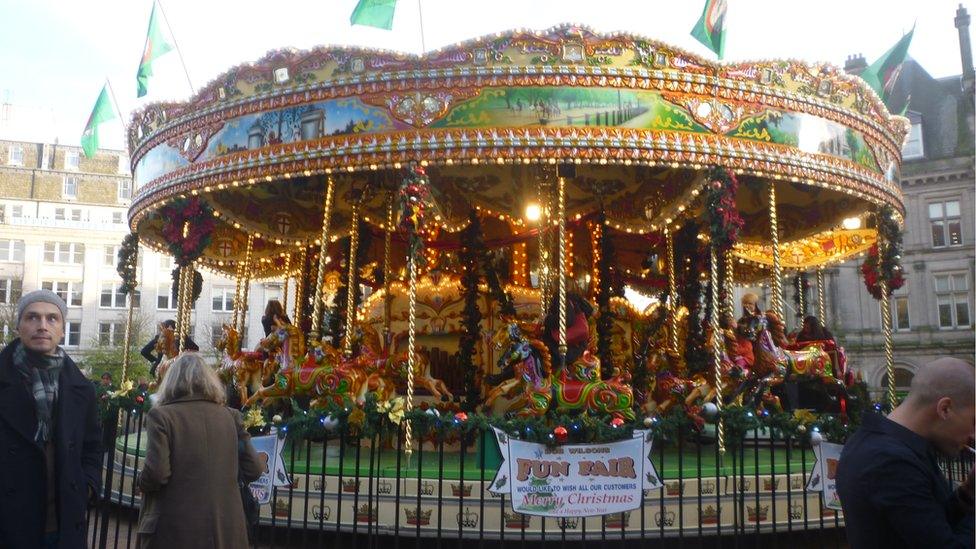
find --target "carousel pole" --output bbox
[404,255,418,461]
[709,247,725,454]
[231,259,244,331]
[816,269,827,323]
[177,263,193,353]
[237,235,254,336]
[557,173,568,364]
[342,200,361,357]
[723,250,735,320]
[665,226,679,356]
[293,247,307,322]
[797,273,806,323]
[881,278,895,410]
[383,195,394,342]
[282,253,291,314]
[310,176,336,342]
[768,182,784,319]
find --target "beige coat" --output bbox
[137,397,263,549]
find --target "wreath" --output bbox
[703,166,744,252]
[117,233,139,296]
[397,164,440,264]
[159,197,216,266]
[861,205,905,300]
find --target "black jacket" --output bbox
[836,411,974,548]
[140,334,199,366]
[0,339,102,548]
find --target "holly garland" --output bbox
[262,393,870,448]
[702,166,744,253]
[458,210,484,412]
[96,380,152,421]
[158,197,216,266]
[396,163,438,265]
[675,222,709,374]
[117,233,139,296]
[170,267,203,305]
[595,211,624,377]
[861,205,905,300]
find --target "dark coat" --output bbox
[0,339,102,549]
[137,398,262,549]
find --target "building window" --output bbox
[118,179,132,201]
[101,283,139,308]
[8,145,23,166]
[157,284,174,310]
[98,322,125,346]
[892,295,910,331]
[112,211,125,224]
[212,287,235,312]
[71,209,82,221]
[54,208,65,220]
[43,242,84,264]
[0,239,25,262]
[935,273,971,329]
[41,281,83,307]
[63,176,79,199]
[929,200,962,248]
[118,155,130,174]
[159,255,172,270]
[104,245,120,267]
[63,321,81,347]
[64,150,80,171]
[0,278,22,304]
[902,122,924,159]
[10,205,22,218]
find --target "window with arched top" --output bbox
[881,367,915,399]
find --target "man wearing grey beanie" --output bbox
[0,289,102,548]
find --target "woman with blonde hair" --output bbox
[137,352,263,549]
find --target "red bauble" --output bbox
[135,396,145,404]
[553,426,568,442]
[610,417,625,428]
[454,412,468,422]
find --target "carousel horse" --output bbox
[152,325,180,386]
[243,341,369,409]
[215,324,273,405]
[485,319,635,419]
[356,324,454,402]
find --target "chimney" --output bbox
[955,4,975,92]
[844,54,868,75]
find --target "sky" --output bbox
[0,0,972,150]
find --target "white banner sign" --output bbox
[806,441,843,510]
[249,434,290,505]
[488,428,662,517]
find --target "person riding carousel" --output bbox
[141,319,198,378]
[261,299,292,337]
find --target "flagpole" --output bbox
[154,0,195,95]
[105,78,129,135]
[417,0,427,55]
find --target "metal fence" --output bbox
[86,407,974,548]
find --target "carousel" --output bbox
[106,24,908,537]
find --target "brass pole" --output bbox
[710,247,725,454]
[342,201,361,356]
[768,182,783,319]
[310,177,336,341]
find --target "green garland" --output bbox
[170,268,203,305]
[675,222,709,374]
[116,233,139,296]
[96,381,152,421]
[595,211,623,377]
[458,210,484,411]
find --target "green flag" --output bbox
[350,0,397,30]
[860,25,915,100]
[136,1,174,98]
[81,85,116,159]
[691,0,728,59]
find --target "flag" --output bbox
[691,0,728,59]
[136,1,174,97]
[860,25,915,100]
[350,0,397,30]
[81,85,116,159]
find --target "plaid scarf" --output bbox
[13,343,64,443]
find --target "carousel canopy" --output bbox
[126,25,907,278]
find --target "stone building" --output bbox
[828,5,976,397]
[0,137,280,372]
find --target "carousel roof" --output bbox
[126,24,908,278]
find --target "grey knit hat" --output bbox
[17,289,68,325]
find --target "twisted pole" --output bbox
[768,182,783,319]
[709,247,725,454]
[310,177,336,341]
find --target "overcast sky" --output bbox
[0,0,971,150]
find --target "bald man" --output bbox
[837,358,975,548]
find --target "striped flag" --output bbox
[691,0,728,59]
[136,1,175,97]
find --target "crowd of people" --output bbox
[0,288,970,548]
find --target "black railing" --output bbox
[87,407,974,548]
